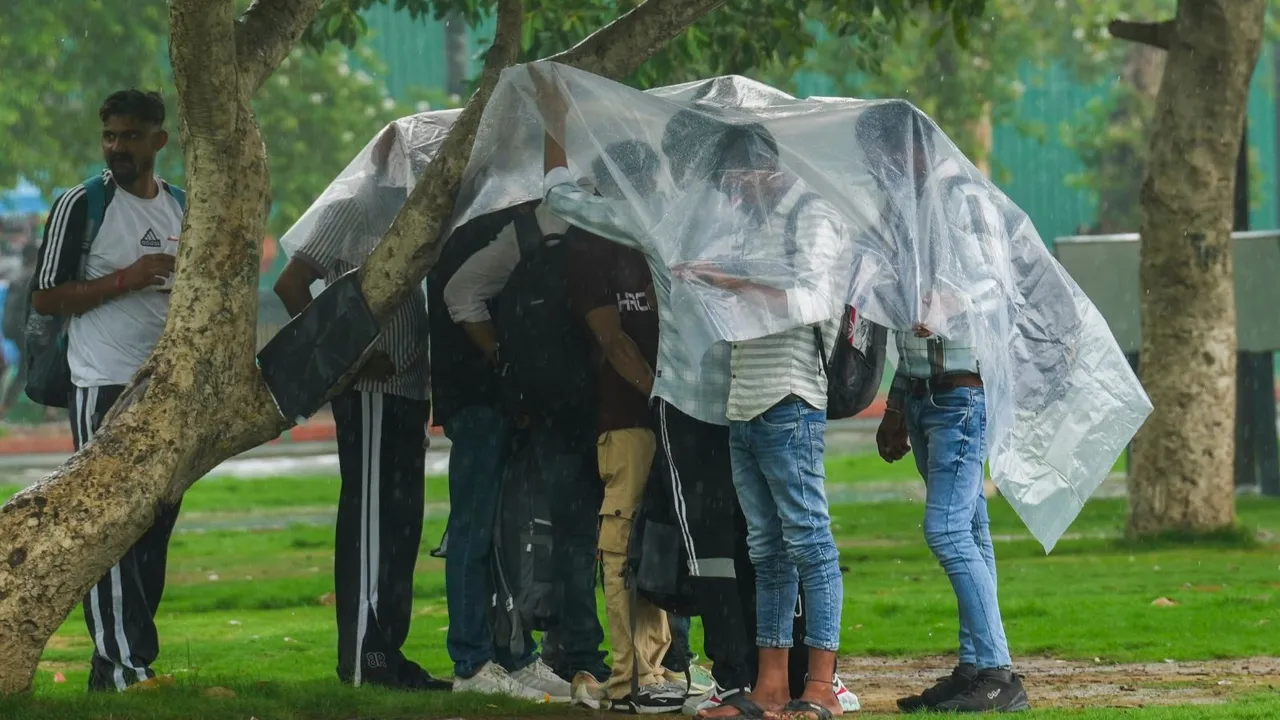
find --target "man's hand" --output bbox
[876,410,911,463]
[674,262,752,291]
[358,351,397,383]
[121,253,176,292]
[528,63,567,125]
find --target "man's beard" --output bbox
[109,156,141,185]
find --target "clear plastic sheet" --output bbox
[279,109,461,267]
[452,64,1151,552]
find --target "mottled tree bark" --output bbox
[1114,1,1266,536]
[0,0,727,694]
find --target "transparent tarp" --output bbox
[456,63,1151,552]
[279,109,461,267]
[282,65,1151,552]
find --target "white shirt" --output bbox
[69,185,183,387]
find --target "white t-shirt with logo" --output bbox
[68,186,184,388]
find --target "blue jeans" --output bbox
[443,406,535,678]
[536,419,608,678]
[728,398,843,652]
[906,386,1011,669]
[663,615,692,672]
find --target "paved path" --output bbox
[0,418,881,487]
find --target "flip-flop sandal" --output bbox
[779,699,834,720]
[698,692,768,719]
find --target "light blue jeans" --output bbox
[729,398,843,652]
[906,386,1012,669]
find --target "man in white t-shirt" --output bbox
[32,89,185,692]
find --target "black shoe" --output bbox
[935,668,1030,713]
[897,664,977,712]
[367,659,452,692]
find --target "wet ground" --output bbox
[0,420,883,486]
[2,419,1136,534]
[839,655,1280,711]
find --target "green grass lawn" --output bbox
[0,453,1276,719]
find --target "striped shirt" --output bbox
[725,183,844,422]
[294,185,430,401]
[544,167,733,426]
[887,160,1006,400]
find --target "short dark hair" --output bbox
[855,100,929,157]
[592,140,659,195]
[714,123,778,172]
[662,107,730,181]
[99,89,166,126]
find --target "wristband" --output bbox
[115,271,125,291]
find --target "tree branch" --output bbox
[549,0,728,78]
[235,0,325,96]
[1109,19,1175,50]
[358,0,525,315]
[169,0,240,139]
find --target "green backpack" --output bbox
[24,174,185,408]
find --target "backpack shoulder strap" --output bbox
[781,191,829,369]
[783,191,822,260]
[81,174,108,248]
[78,174,117,281]
[161,180,187,210]
[512,207,543,258]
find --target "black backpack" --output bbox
[624,449,698,618]
[783,192,888,420]
[490,206,594,419]
[489,431,560,659]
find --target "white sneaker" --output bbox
[683,684,749,716]
[453,661,550,702]
[510,658,574,703]
[572,670,610,710]
[834,674,861,712]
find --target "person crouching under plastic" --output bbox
[861,100,1030,714]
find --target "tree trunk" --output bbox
[1127,0,1265,536]
[0,0,727,694]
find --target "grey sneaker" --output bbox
[453,661,549,703]
[510,658,573,703]
[572,670,610,710]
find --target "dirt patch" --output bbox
[839,655,1280,712]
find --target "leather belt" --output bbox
[905,373,983,396]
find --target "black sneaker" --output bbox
[368,659,451,692]
[613,681,687,714]
[897,664,978,712]
[935,668,1030,713]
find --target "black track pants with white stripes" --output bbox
[73,385,182,693]
[652,399,758,691]
[331,390,430,687]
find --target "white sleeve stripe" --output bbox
[39,185,87,289]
